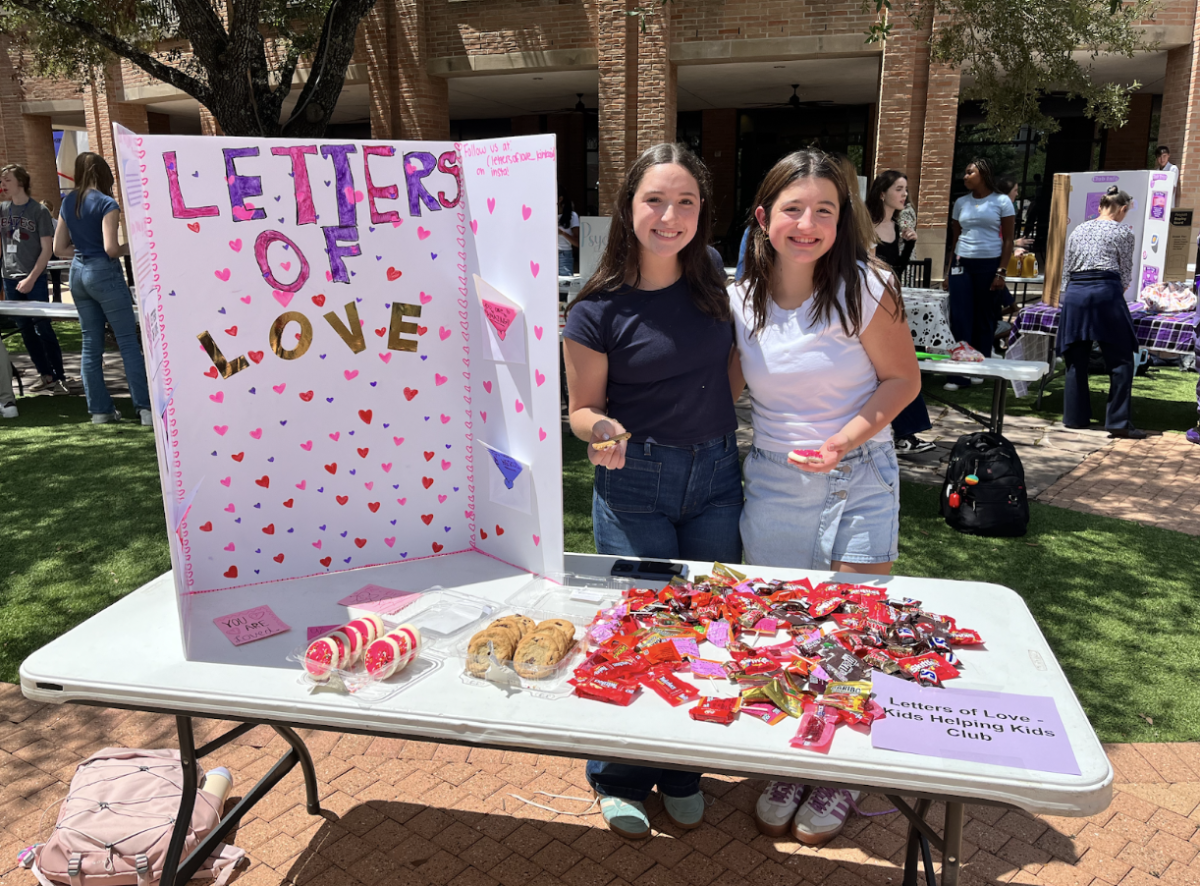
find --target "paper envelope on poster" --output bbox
[480,441,532,514]
[475,275,526,364]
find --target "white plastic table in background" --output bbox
[918,356,1049,435]
[0,300,79,320]
[21,554,1110,886]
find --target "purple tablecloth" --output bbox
[1011,302,1197,355]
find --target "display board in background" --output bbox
[579,216,611,284]
[1061,170,1177,301]
[114,125,564,663]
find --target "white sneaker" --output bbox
[0,403,17,419]
[970,377,984,385]
[754,780,805,837]
[139,408,153,426]
[50,379,70,395]
[943,382,962,391]
[92,411,121,424]
[29,376,55,392]
[791,787,860,845]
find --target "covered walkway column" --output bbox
[914,54,961,280]
[598,0,639,213]
[874,13,933,196]
[83,63,149,201]
[1160,0,1200,247]
[365,0,449,140]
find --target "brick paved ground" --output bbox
[1,685,1198,886]
[1038,435,1200,535]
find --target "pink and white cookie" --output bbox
[343,615,384,653]
[788,448,825,466]
[364,624,422,680]
[303,637,342,682]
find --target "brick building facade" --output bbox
[2,0,1198,273]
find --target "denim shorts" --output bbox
[740,440,900,569]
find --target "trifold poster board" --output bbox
[113,125,564,664]
[1063,169,1177,302]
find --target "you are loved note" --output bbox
[214,605,290,646]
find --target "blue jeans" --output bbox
[558,249,574,277]
[3,274,65,380]
[892,392,932,438]
[588,431,742,802]
[71,255,150,414]
[948,255,1002,385]
[592,432,744,562]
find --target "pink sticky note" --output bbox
[672,638,701,659]
[307,624,342,642]
[337,584,420,616]
[706,620,730,648]
[691,659,728,678]
[481,298,518,340]
[213,606,289,646]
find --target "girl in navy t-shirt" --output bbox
[562,143,740,841]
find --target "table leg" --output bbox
[49,268,62,303]
[273,724,322,814]
[942,802,964,886]
[161,716,199,886]
[990,378,1007,435]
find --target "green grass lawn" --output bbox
[2,398,1197,743]
[1,319,85,355]
[929,361,1198,434]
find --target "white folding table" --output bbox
[0,300,79,320]
[21,554,1110,886]
[918,356,1049,435]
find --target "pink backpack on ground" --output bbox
[27,748,245,886]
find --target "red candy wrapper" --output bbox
[575,654,649,683]
[809,597,846,618]
[689,696,741,724]
[736,655,780,676]
[571,676,641,706]
[640,667,701,706]
[948,628,984,646]
[897,652,960,685]
[643,640,683,665]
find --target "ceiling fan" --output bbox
[533,93,599,116]
[747,84,836,111]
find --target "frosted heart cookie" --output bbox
[788,449,825,466]
[592,432,631,451]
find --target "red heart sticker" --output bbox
[368,502,381,513]
[422,477,434,489]
[320,556,332,567]
[311,294,326,307]
[204,366,219,379]
[387,267,402,281]
[403,388,418,401]
[223,565,238,579]
[324,463,337,474]
[355,538,368,548]
[336,495,349,505]
[247,351,264,364]
[421,514,433,525]
[358,409,373,424]
[199,522,213,532]
[273,553,285,563]
[495,525,505,536]
[255,475,270,488]
[432,542,444,553]
[231,452,245,462]
[299,391,314,402]
[283,499,294,508]
[263,524,275,535]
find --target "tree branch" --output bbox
[3,0,212,104]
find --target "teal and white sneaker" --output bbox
[662,791,705,830]
[598,795,651,839]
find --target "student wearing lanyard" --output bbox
[940,159,1015,389]
[0,164,68,394]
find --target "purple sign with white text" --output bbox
[870,673,1081,775]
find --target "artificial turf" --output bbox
[1,396,1197,744]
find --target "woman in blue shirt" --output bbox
[53,152,151,425]
[563,143,740,841]
[941,159,1015,389]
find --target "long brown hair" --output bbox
[72,152,116,217]
[568,143,728,320]
[740,150,900,338]
[866,170,906,225]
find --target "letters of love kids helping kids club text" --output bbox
[114,126,565,625]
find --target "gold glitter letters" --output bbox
[197,331,249,378]
[388,302,421,352]
[269,311,314,360]
[323,302,366,354]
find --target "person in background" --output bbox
[54,152,152,426]
[941,158,1015,390]
[557,194,579,277]
[1059,186,1146,439]
[1189,311,1200,445]
[865,170,935,456]
[0,337,18,418]
[1156,145,1178,175]
[0,163,68,394]
[563,143,739,840]
[730,150,919,844]
[998,178,1035,259]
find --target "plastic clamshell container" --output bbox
[454,572,637,698]
[287,586,502,705]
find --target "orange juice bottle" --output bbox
[1021,254,1035,277]
[1006,255,1020,277]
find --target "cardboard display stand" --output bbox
[113,125,564,663]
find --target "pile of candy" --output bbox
[569,564,984,752]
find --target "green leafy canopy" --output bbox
[866,0,1159,138]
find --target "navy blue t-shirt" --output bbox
[563,277,737,446]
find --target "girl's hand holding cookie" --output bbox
[588,418,629,469]
[793,431,851,473]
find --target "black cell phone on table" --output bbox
[610,558,688,581]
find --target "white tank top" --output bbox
[731,264,893,451]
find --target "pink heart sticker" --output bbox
[225,542,236,551]
[420,292,432,304]
[296,480,307,490]
[435,373,448,386]
[379,352,392,364]
[330,432,340,441]
[345,369,359,380]
[273,383,286,394]
[224,503,236,513]
[440,414,450,423]
[214,425,229,435]
[514,399,524,413]
[250,428,263,440]
[529,261,539,278]
[487,197,496,214]
[397,497,407,505]
[417,227,431,240]
[483,381,492,393]
[312,540,322,549]
[539,427,547,441]
[384,537,396,547]
[210,391,224,403]
[214,268,231,282]
[480,411,487,422]
[439,327,451,341]
[229,239,242,252]
[535,369,546,387]
[240,295,251,304]
[221,476,232,487]
[301,440,313,450]
[273,290,294,307]
[470,219,479,234]
[521,205,532,221]
[534,325,544,340]
[482,298,518,341]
